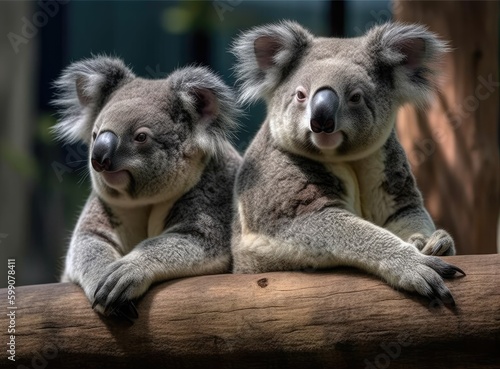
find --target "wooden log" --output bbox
[1,254,499,369]
[393,0,500,254]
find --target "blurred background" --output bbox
[0,0,498,288]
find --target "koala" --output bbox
[231,21,465,305]
[53,56,242,320]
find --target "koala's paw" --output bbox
[394,252,465,306]
[92,258,151,321]
[408,230,455,256]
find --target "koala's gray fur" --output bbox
[231,21,464,304]
[53,56,242,319]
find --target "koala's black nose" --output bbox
[91,131,118,172]
[310,88,339,134]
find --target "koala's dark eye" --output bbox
[135,132,147,143]
[349,92,362,104]
[92,132,97,141]
[296,88,307,102]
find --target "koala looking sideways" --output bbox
[232,22,464,304]
[53,57,241,319]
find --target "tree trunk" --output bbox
[1,255,498,369]
[393,0,500,254]
[0,1,37,287]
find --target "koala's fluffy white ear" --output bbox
[52,56,135,144]
[365,23,448,106]
[169,67,240,158]
[232,20,313,104]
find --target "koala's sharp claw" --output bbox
[427,291,438,303]
[443,293,456,307]
[120,301,139,321]
[91,299,99,310]
[425,256,465,279]
[452,265,466,276]
[436,291,455,307]
[128,301,139,319]
[427,285,455,307]
[109,302,138,322]
[104,303,114,316]
[94,279,106,298]
[441,264,465,278]
[93,285,108,310]
[102,279,135,316]
[116,310,135,323]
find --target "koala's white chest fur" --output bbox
[111,200,176,254]
[324,149,395,226]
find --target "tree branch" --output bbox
[2,254,499,369]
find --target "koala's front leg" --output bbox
[61,196,136,318]
[235,208,464,305]
[93,234,229,317]
[384,207,456,256]
[63,237,122,309]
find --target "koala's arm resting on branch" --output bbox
[2,254,498,369]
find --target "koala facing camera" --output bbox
[53,57,241,320]
[231,21,464,304]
